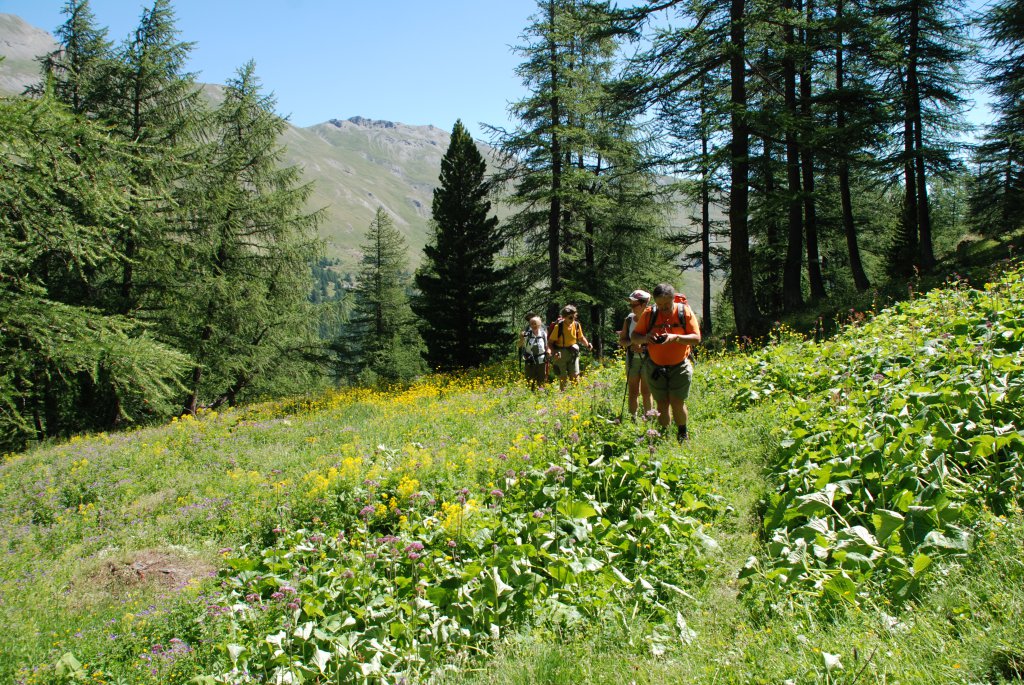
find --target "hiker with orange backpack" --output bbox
[630,283,701,442]
[549,304,593,391]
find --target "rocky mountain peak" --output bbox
[341,116,397,129]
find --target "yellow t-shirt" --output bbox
[550,319,583,347]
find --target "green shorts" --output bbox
[626,352,645,380]
[524,362,547,384]
[642,358,693,403]
[552,346,580,377]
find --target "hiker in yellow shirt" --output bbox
[549,304,593,390]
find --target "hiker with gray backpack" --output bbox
[630,283,701,442]
[618,289,653,418]
[517,314,551,391]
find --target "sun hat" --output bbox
[627,289,650,303]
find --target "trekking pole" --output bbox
[619,349,631,418]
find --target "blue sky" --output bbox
[3,0,991,140]
[2,0,538,140]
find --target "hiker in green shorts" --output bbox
[549,305,593,391]
[630,283,701,442]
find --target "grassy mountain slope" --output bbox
[282,117,466,267]
[0,14,56,94]
[1,261,1022,683]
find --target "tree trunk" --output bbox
[729,0,763,337]
[835,0,870,290]
[783,0,805,312]
[908,0,935,270]
[547,1,562,324]
[800,0,826,300]
[901,89,919,270]
[701,121,714,337]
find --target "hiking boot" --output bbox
[677,425,689,443]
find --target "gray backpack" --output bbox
[522,329,548,364]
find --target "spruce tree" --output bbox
[347,209,426,384]
[414,121,509,370]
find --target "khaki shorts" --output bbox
[642,358,693,403]
[551,346,580,377]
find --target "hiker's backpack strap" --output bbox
[676,303,690,335]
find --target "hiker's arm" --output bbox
[668,309,701,346]
[630,322,652,345]
[578,324,593,350]
[618,320,630,348]
[666,332,701,346]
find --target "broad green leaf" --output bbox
[823,574,856,603]
[871,509,905,544]
[912,553,932,575]
[227,644,245,664]
[312,648,331,673]
[557,500,598,519]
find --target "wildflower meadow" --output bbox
[2,266,1024,683]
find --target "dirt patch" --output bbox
[82,548,217,596]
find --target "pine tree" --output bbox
[170,61,323,412]
[972,0,1024,234]
[414,121,509,370]
[347,209,426,384]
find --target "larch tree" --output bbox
[496,0,669,348]
[972,0,1024,234]
[0,93,188,449]
[172,61,323,412]
[32,0,113,116]
[878,0,972,272]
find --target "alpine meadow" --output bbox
[1,0,1023,683]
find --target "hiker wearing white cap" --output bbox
[618,290,652,417]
